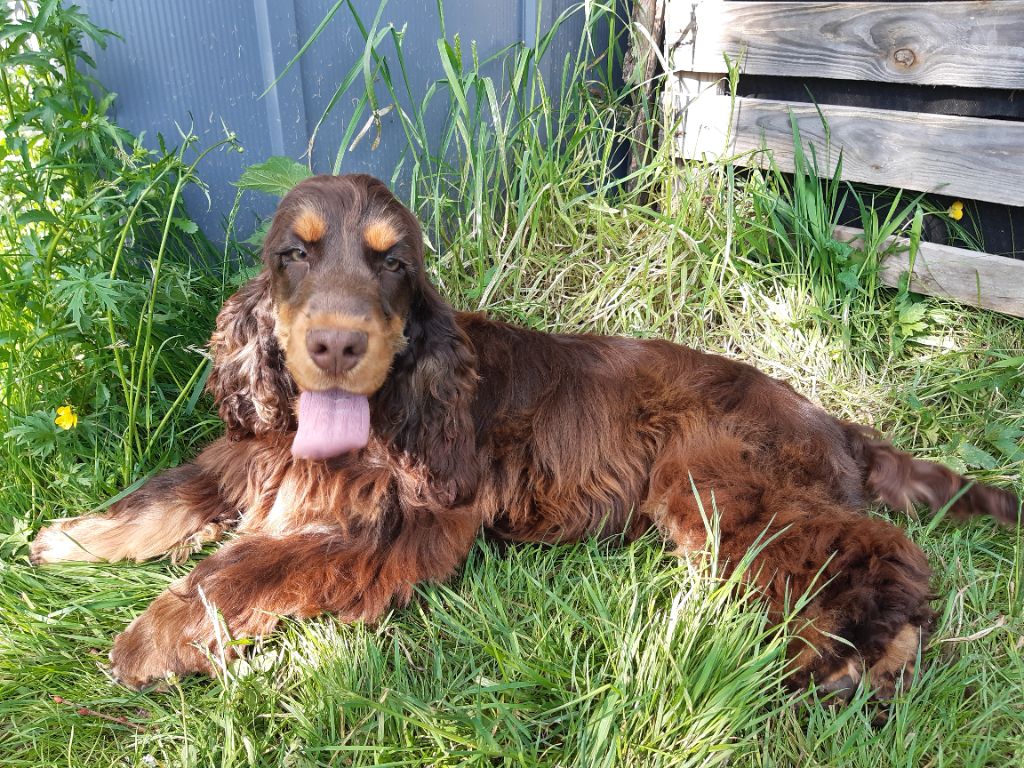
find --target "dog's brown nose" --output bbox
[306,328,368,375]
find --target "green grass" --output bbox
[2,2,1023,766]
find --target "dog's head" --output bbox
[208,174,478,499]
[265,174,419,397]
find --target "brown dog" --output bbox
[30,174,1019,697]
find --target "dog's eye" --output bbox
[279,247,307,264]
[382,253,402,272]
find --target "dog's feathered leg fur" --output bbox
[30,463,236,565]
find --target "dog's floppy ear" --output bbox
[207,271,295,437]
[375,278,479,505]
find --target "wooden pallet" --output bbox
[664,0,1024,317]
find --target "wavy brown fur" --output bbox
[30,174,1020,700]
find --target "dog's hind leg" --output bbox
[30,462,235,565]
[647,434,934,703]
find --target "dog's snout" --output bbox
[306,328,368,375]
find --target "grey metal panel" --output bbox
[78,1,596,241]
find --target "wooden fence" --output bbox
[664,0,1024,317]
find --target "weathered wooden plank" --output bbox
[662,71,724,145]
[680,96,1024,207]
[666,1,1024,89]
[834,225,1024,318]
[663,1,725,189]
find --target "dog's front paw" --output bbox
[109,591,214,690]
[29,518,99,564]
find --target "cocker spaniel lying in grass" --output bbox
[31,174,1020,700]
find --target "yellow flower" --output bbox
[55,405,78,430]
[947,200,964,221]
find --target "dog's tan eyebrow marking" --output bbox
[293,208,326,242]
[363,218,401,252]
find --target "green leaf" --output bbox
[898,302,927,326]
[171,216,199,235]
[958,442,999,471]
[53,265,134,330]
[4,411,60,457]
[985,422,1024,443]
[939,455,969,476]
[244,217,273,248]
[234,156,312,196]
[836,266,860,292]
[990,439,1024,462]
[15,209,58,227]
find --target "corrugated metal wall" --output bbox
[78,1,598,240]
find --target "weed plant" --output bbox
[1,2,1022,767]
[0,3,238,529]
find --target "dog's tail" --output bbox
[846,423,1020,526]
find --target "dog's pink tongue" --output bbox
[292,390,370,460]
